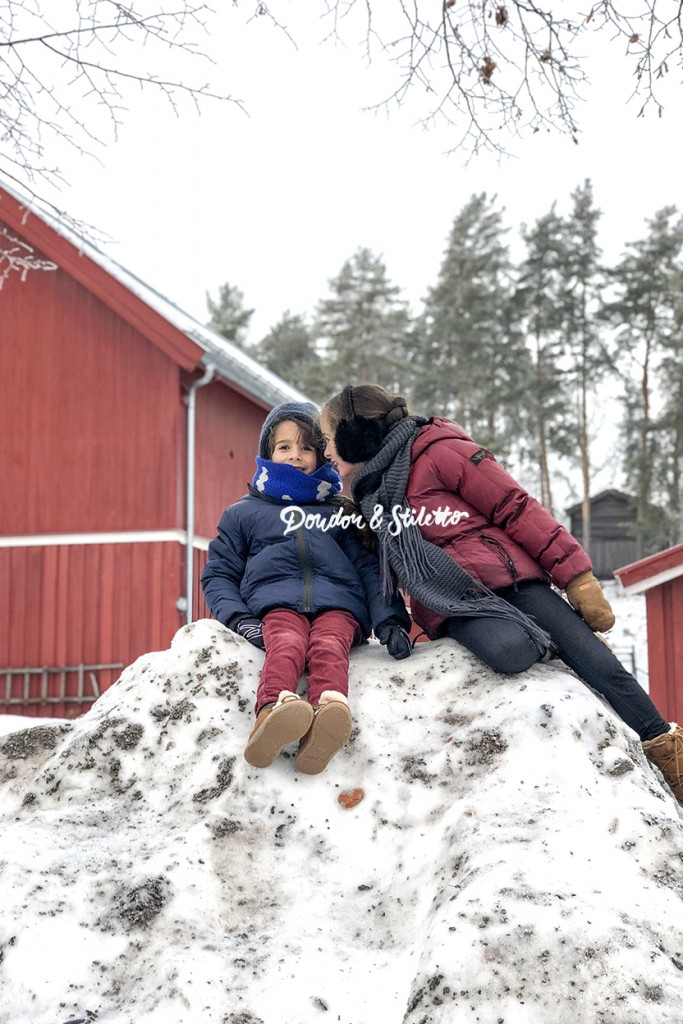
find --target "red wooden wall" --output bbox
[615,545,683,725]
[645,582,683,726]
[194,380,267,538]
[0,541,183,718]
[191,548,211,623]
[1,255,184,535]
[0,213,275,717]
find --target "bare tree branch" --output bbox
[312,1,683,154]
[3,1,682,191]
[0,1,243,190]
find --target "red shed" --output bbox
[614,544,683,725]
[0,182,307,719]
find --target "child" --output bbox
[201,401,412,775]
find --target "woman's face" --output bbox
[320,411,364,489]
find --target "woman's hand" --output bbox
[565,572,615,632]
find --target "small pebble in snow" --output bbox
[338,788,364,809]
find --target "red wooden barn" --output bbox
[0,182,307,719]
[615,544,683,726]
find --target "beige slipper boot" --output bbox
[244,692,314,768]
[295,691,353,775]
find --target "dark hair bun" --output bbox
[335,416,386,463]
[384,402,407,426]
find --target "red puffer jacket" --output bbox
[406,419,591,637]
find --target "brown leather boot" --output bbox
[295,691,353,776]
[643,725,683,805]
[244,692,314,768]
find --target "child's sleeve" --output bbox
[339,532,411,635]
[200,506,253,627]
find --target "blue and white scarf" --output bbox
[251,458,342,504]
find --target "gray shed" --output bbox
[566,489,641,580]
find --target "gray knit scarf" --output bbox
[350,416,553,656]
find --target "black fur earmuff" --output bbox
[335,386,387,463]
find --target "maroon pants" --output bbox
[256,609,360,714]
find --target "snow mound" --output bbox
[1,620,683,1024]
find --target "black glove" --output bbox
[231,615,265,651]
[376,623,412,660]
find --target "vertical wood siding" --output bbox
[1,219,283,718]
[646,583,683,725]
[0,542,184,718]
[194,381,268,538]
[1,247,184,535]
[192,547,210,623]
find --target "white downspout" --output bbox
[183,362,215,624]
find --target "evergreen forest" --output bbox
[207,181,683,554]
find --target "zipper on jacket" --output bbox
[296,528,313,612]
[481,534,519,587]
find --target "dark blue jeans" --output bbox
[442,581,668,742]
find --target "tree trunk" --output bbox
[580,361,591,557]
[535,333,553,513]
[637,333,652,558]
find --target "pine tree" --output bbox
[415,193,527,457]
[605,206,683,551]
[511,206,568,512]
[313,248,414,398]
[254,312,321,400]
[206,282,254,347]
[656,264,683,544]
[555,180,611,550]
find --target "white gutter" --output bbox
[183,362,215,623]
[0,530,210,549]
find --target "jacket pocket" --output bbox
[480,534,519,584]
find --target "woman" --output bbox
[320,384,683,804]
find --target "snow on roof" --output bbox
[94,256,310,410]
[0,180,309,410]
[1,611,682,1021]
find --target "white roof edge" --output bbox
[1,180,309,410]
[618,563,683,595]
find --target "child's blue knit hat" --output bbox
[258,401,321,460]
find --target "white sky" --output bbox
[33,4,683,345]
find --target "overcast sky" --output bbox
[30,4,682,346]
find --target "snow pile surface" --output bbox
[1,619,683,1024]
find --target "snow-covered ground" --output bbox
[1,584,682,1024]
[600,580,650,690]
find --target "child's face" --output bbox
[320,411,364,490]
[270,421,318,474]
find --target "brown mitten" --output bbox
[565,571,615,632]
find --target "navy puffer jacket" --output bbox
[201,489,410,638]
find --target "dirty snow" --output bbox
[1,589,682,1024]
